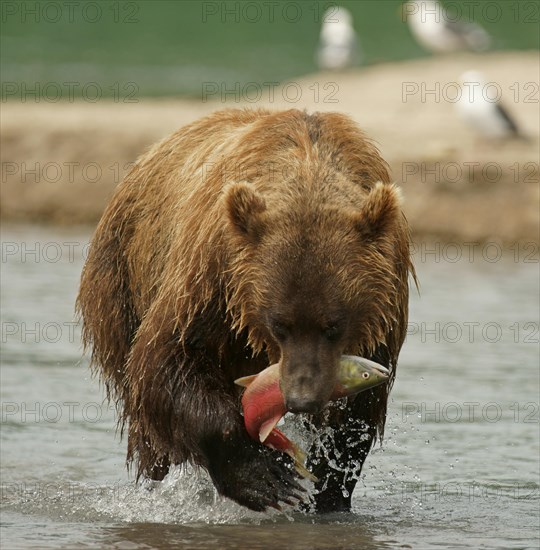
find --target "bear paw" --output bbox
[208,439,305,512]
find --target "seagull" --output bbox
[455,71,524,140]
[404,0,491,53]
[317,6,360,70]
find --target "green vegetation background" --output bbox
[1,0,539,98]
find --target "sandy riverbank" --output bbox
[1,51,538,242]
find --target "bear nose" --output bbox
[286,397,322,414]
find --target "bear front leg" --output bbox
[128,331,304,511]
[174,360,306,511]
[305,385,383,513]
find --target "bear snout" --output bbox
[285,395,325,414]
[280,358,337,414]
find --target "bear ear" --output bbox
[224,182,267,242]
[355,182,403,240]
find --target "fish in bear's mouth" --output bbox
[235,356,389,480]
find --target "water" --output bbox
[1,225,539,549]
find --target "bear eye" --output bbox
[271,321,289,342]
[324,325,342,342]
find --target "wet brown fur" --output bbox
[77,108,414,509]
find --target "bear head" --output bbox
[224,178,407,414]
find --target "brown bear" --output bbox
[77,108,414,513]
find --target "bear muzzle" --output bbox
[277,336,342,414]
[280,366,337,414]
[285,395,325,414]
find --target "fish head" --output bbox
[335,355,390,396]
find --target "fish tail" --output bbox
[294,460,318,482]
[288,440,318,482]
[267,428,318,482]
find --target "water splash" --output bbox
[90,465,286,524]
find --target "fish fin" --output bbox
[234,374,258,387]
[259,414,282,443]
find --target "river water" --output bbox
[1,225,539,549]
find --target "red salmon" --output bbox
[235,356,389,479]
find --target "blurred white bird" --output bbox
[404,0,491,53]
[317,6,360,70]
[456,71,523,140]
